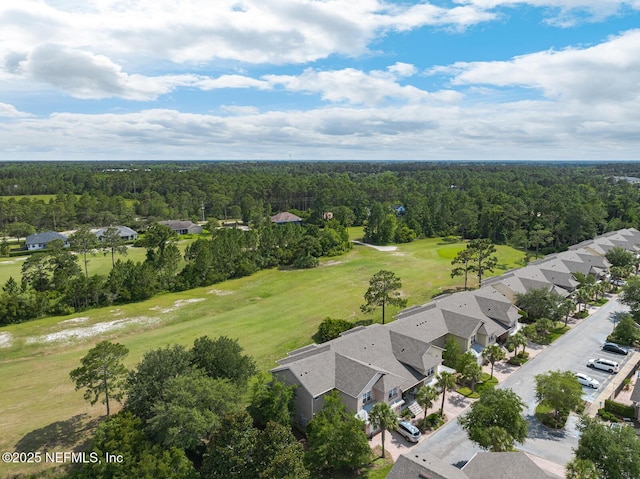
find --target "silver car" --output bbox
[396,420,421,443]
[576,372,600,389]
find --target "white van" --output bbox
[396,420,421,443]
[587,358,619,373]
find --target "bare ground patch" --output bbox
[208,289,235,296]
[352,241,398,252]
[0,332,12,348]
[321,260,344,267]
[25,317,158,344]
[149,298,205,313]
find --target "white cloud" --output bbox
[15,44,203,100]
[0,102,31,118]
[264,64,449,106]
[457,0,640,25]
[434,29,640,105]
[0,1,497,70]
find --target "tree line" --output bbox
[0,221,351,325]
[2,162,640,251]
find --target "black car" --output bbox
[603,342,629,355]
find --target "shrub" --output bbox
[316,317,353,343]
[605,399,635,419]
[508,355,529,366]
[598,409,620,423]
[423,413,444,430]
[536,402,569,429]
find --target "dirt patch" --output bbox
[352,241,398,252]
[60,317,89,325]
[149,298,205,313]
[0,332,12,348]
[321,260,343,267]
[208,289,235,296]
[25,317,157,344]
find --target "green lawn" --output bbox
[0,240,194,285]
[0,236,524,476]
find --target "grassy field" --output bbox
[0,239,195,285]
[0,236,524,476]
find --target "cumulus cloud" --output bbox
[0,1,498,69]
[434,29,640,105]
[457,0,640,26]
[16,44,201,100]
[263,63,452,106]
[0,102,31,118]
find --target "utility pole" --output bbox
[201,202,205,222]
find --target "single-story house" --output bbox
[387,451,561,479]
[158,220,202,235]
[270,212,303,225]
[93,226,138,242]
[25,231,69,251]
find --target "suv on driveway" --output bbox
[587,358,619,373]
[396,420,421,443]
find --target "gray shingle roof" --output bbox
[387,453,468,479]
[94,225,138,238]
[462,452,561,479]
[25,231,67,245]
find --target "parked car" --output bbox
[587,358,620,373]
[396,420,421,443]
[603,342,629,355]
[575,372,600,389]
[611,279,626,287]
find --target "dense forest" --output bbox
[1,161,639,247]
[2,161,640,325]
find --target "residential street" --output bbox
[416,296,633,468]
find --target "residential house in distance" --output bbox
[158,220,202,235]
[387,451,561,479]
[93,226,138,242]
[270,211,303,225]
[25,231,69,251]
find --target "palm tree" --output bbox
[416,385,439,428]
[558,298,575,327]
[506,332,527,357]
[484,425,514,452]
[436,371,456,417]
[368,402,398,459]
[481,344,506,379]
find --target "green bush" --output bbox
[598,409,620,423]
[508,356,528,366]
[536,402,569,429]
[422,412,444,431]
[316,317,353,343]
[605,399,635,419]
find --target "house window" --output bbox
[388,388,398,399]
[427,367,435,377]
[362,391,372,404]
[471,334,476,344]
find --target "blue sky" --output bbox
[1,1,640,161]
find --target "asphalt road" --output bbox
[416,297,633,467]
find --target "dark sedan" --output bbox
[603,342,629,355]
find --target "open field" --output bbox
[0,239,195,285]
[0,237,524,476]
